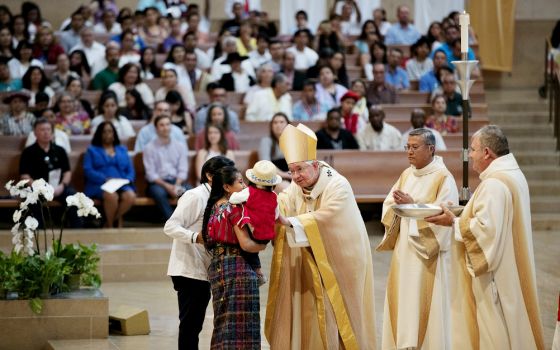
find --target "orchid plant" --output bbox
[5,179,101,256]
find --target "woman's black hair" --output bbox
[21,2,42,24]
[22,65,49,90]
[91,120,121,147]
[205,103,230,132]
[165,90,186,115]
[205,124,228,154]
[410,36,430,58]
[269,112,290,160]
[97,90,119,118]
[166,44,185,63]
[11,15,30,42]
[139,47,159,77]
[426,21,442,47]
[200,155,235,184]
[13,40,32,61]
[69,49,91,76]
[201,165,240,249]
[370,41,388,64]
[357,20,379,41]
[0,6,13,26]
[124,88,151,119]
[65,75,83,89]
[118,62,142,84]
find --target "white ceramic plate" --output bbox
[392,204,443,219]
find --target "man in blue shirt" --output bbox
[0,58,23,92]
[419,50,449,93]
[385,6,421,45]
[430,25,475,68]
[385,48,409,90]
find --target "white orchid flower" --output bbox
[66,192,101,218]
[14,243,23,254]
[5,180,14,190]
[16,179,30,188]
[11,222,20,234]
[32,179,54,201]
[24,216,39,230]
[11,232,22,245]
[12,209,22,223]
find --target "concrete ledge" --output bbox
[0,290,108,350]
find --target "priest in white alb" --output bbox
[377,128,458,349]
[265,124,377,349]
[426,125,545,350]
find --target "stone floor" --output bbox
[48,222,559,350]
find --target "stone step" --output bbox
[0,228,171,248]
[47,339,117,350]
[490,111,550,124]
[531,197,560,213]
[101,261,168,282]
[486,88,543,102]
[528,180,560,196]
[508,138,557,151]
[520,166,560,180]
[98,243,170,282]
[488,101,549,112]
[514,152,560,166]
[499,124,553,137]
[532,213,560,231]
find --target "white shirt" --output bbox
[91,115,136,139]
[232,71,252,93]
[108,82,155,108]
[70,41,107,76]
[163,183,212,280]
[93,22,122,35]
[405,57,434,81]
[8,58,43,80]
[357,122,402,150]
[26,130,71,154]
[245,88,293,121]
[286,46,319,71]
[248,49,272,69]
[210,54,256,81]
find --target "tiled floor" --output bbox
[92,223,559,350]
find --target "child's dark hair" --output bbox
[201,166,240,250]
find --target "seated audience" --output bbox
[184,50,211,92]
[84,121,136,228]
[54,92,91,135]
[248,33,271,70]
[406,36,434,82]
[195,124,235,183]
[366,64,397,104]
[156,67,196,112]
[65,77,94,119]
[32,25,64,64]
[291,10,313,34]
[245,73,292,121]
[280,50,306,91]
[31,91,50,117]
[143,114,189,220]
[401,108,447,150]
[119,88,152,120]
[109,62,155,108]
[9,41,42,80]
[0,91,35,136]
[50,53,80,94]
[211,36,255,81]
[236,21,256,56]
[91,45,120,91]
[334,1,361,36]
[20,118,81,227]
[339,91,364,135]
[196,103,240,150]
[373,8,391,36]
[93,8,122,35]
[286,29,318,71]
[219,52,256,93]
[356,106,402,150]
[258,112,291,191]
[165,44,189,86]
[268,39,284,73]
[165,90,193,135]
[0,57,23,92]
[315,65,348,110]
[426,21,445,51]
[68,49,92,88]
[139,47,159,79]
[118,30,141,67]
[22,65,54,108]
[183,31,211,71]
[25,108,71,153]
[243,62,274,104]
[162,17,183,53]
[59,10,85,52]
[0,27,14,60]
[91,91,136,140]
[329,51,349,88]
[292,79,329,121]
[425,94,458,135]
[354,20,381,55]
[70,27,106,76]
[138,7,168,49]
[431,25,475,68]
[316,108,359,150]
[363,41,388,79]
[134,101,186,152]
[350,79,370,127]
[384,5,420,45]
[194,83,240,134]
[432,74,462,116]
[314,19,344,53]
[385,48,410,90]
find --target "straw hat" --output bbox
[245,160,282,186]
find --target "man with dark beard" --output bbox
[356,105,402,150]
[315,108,359,150]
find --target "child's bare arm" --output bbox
[234,225,267,253]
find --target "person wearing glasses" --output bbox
[376,128,458,349]
[356,105,402,150]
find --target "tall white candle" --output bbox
[459,12,470,53]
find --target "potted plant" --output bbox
[0,252,22,299]
[56,242,101,291]
[3,179,102,313]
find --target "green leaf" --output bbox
[29,298,43,314]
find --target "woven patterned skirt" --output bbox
[208,253,261,349]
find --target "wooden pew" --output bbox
[398,91,485,104]
[316,150,480,202]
